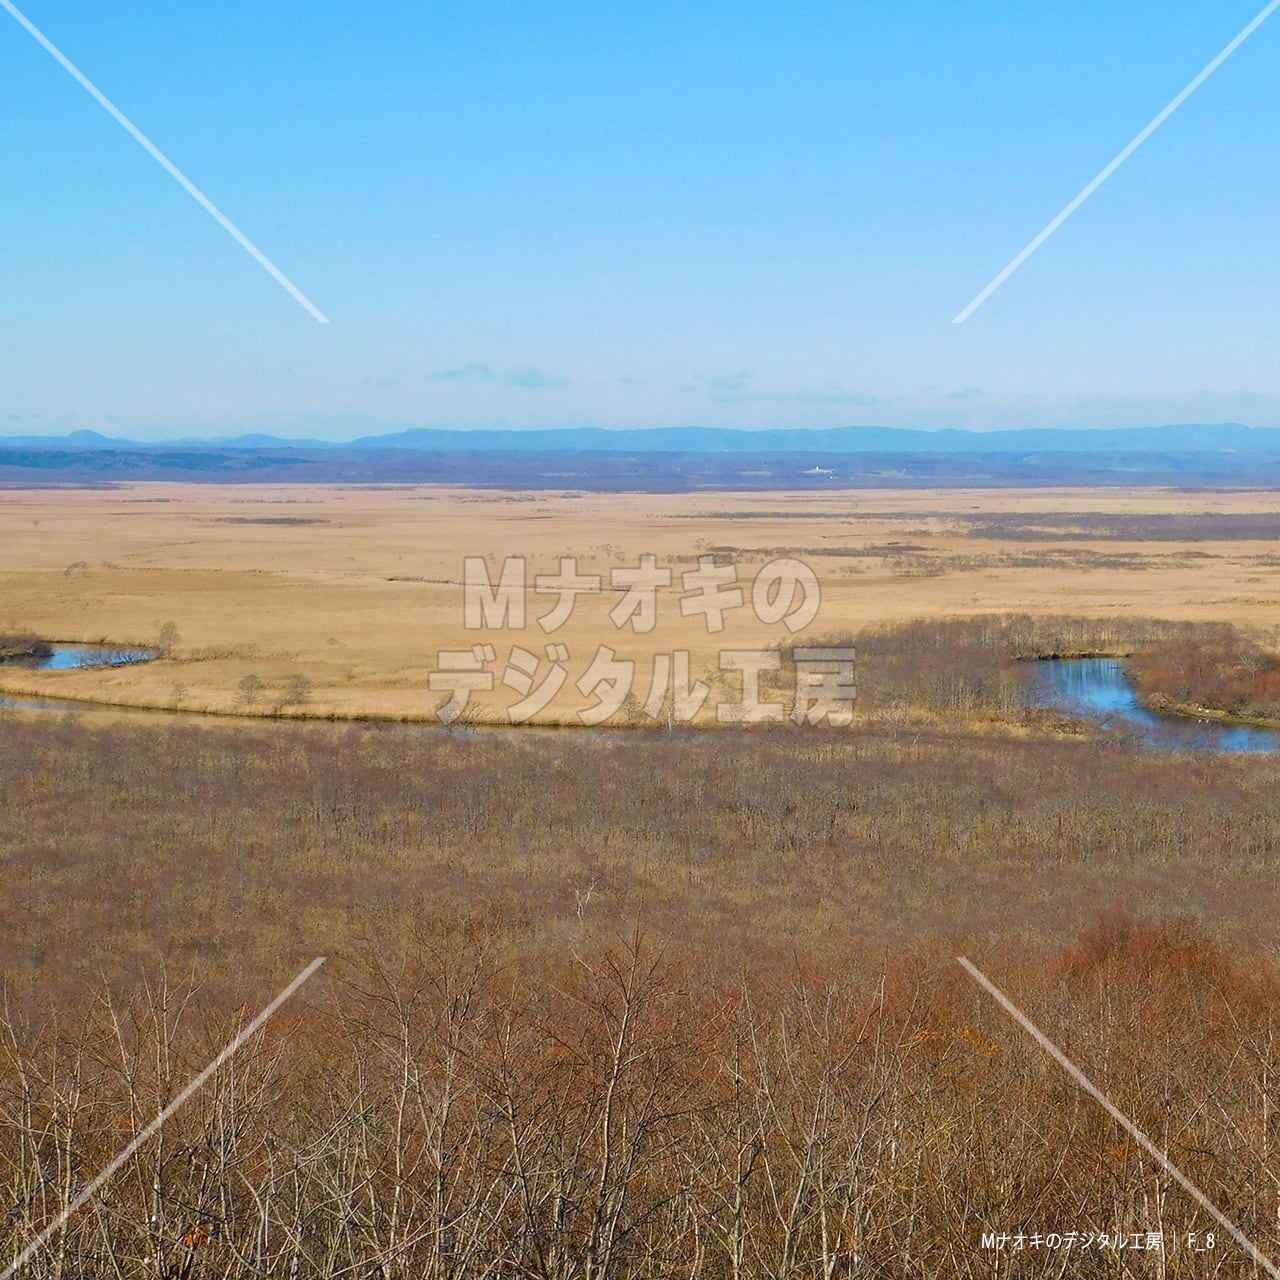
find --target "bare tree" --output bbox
[238,674,262,707]
[157,621,180,659]
[282,675,312,708]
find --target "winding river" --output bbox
[1034,657,1280,753]
[6,647,1280,752]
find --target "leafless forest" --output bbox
[1126,633,1280,721]
[1,918,1277,1279]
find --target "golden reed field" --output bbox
[4,482,1280,722]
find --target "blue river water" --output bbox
[36,644,154,670]
[1034,657,1280,753]
[0,645,155,710]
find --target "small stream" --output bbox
[1034,657,1280,753]
[37,644,155,670]
[0,644,156,711]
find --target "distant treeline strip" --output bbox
[5,445,1280,489]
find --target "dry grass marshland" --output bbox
[5,483,1280,722]
[4,481,1280,1276]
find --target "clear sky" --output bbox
[2,1,1279,440]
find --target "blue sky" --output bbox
[2,1,1279,439]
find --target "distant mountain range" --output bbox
[0,423,1271,454]
[3,423,1278,490]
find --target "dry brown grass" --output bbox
[5,483,1280,721]
[3,711,1279,994]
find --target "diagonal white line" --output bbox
[953,0,1280,324]
[958,957,1280,1277]
[0,956,327,1280]
[0,0,330,324]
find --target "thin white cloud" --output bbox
[431,363,569,389]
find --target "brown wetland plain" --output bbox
[4,483,1280,1276]
[5,482,1280,720]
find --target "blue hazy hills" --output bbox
[0,423,1269,454]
